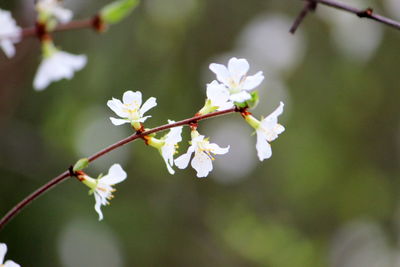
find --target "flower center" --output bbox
[123,102,140,120]
[197,140,215,160]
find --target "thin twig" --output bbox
[0,107,238,231]
[290,0,317,34]
[291,0,400,33]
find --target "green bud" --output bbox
[246,91,259,109]
[73,158,89,172]
[100,0,140,24]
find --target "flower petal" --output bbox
[123,91,142,106]
[206,81,232,109]
[100,164,127,185]
[261,101,284,128]
[94,193,104,221]
[0,243,7,264]
[229,91,251,102]
[209,63,231,86]
[0,40,15,58]
[227,57,249,85]
[256,130,272,161]
[208,144,230,155]
[140,97,157,115]
[4,260,20,267]
[107,98,127,118]
[241,71,264,90]
[52,6,73,23]
[175,148,194,169]
[191,151,213,178]
[109,117,130,126]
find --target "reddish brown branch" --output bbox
[0,107,238,231]
[20,18,95,39]
[291,0,400,34]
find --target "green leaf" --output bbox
[100,0,140,24]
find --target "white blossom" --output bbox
[175,131,229,178]
[78,164,127,221]
[0,9,21,58]
[36,0,73,24]
[107,90,157,127]
[33,43,87,91]
[0,243,20,267]
[159,121,183,174]
[254,102,285,161]
[209,57,264,102]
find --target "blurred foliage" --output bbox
[0,0,400,266]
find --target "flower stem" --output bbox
[0,107,237,231]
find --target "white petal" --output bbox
[209,63,231,86]
[33,51,87,91]
[4,260,20,267]
[241,71,264,90]
[227,57,249,85]
[140,97,157,115]
[100,164,127,185]
[109,117,130,126]
[165,125,182,144]
[0,243,7,264]
[208,144,230,155]
[206,81,232,109]
[261,101,285,128]
[136,115,151,123]
[52,6,73,23]
[256,130,272,161]
[0,40,15,58]
[123,91,142,106]
[107,98,127,118]
[161,148,175,175]
[94,193,104,221]
[229,91,251,102]
[191,152,213,178]
[174,148,194,169]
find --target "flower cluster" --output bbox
[71,57,284,221]
[1,0,139,91]
[106,57,285,178]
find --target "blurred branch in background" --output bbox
[290,0,400,34]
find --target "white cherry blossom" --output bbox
[209,57,264,102]
[36,0,73,24]
[77,164,127,221]
[175,131,229,178]
[250,102,285,161]
[0,243,20,267]
[107,90,157,129]
[34,41,87,91]
[160,120,183,174]
[0,9,21,58]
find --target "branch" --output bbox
[290,0,400,34]
[0,107,238,231]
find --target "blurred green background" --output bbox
[1,0,400,266]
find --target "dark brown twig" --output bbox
[290,0,317,34]
[0,107,237,231]
[290,0,400,33]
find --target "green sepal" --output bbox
[100,0,140,24]
[73,158,89,172]
[245,91,259,109]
